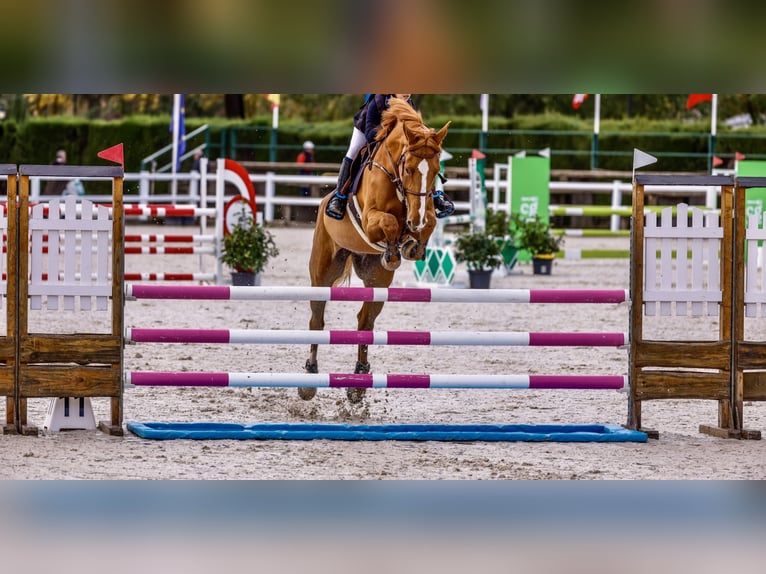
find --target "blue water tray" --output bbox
[126,421,648,442]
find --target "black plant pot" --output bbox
[532,256,553,275]
[467,269,492,289]
[231,271,260,286]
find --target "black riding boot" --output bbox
[432,190,455,218]
[325,157,353,220]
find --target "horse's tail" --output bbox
[332,256,353,287]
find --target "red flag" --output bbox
[471,149,486,159]
[265,94,280,110]
[572,94,589,110]
[97,143,124,167]
[735,151,746,161]
[712,156,724,167]
[686,94,712,109]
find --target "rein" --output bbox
[370,134,439,202]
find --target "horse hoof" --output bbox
[347,387,366,404]
[300,360,318,400]
[381,254,401,271]
[348,360,369,403]
[400,238,425,261]
[298,387,317,401]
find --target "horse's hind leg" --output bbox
[300,299,327,400]
[302,217,351,400]
[346,254,396,403]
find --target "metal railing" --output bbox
[221,126,766,172]
[20,170,715,230]
[139,124,211,172]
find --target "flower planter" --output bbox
[467,269,493,289]
[532,255,554,275]
[231,271,261,286]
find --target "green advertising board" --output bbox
[509,155,550,261]
[737,160,766,225]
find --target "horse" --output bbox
[303,98,450,402]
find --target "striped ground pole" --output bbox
[126,328,628,347]
[124,234,216,244]
[124,273,217,282]
[123,206,217,217]
[16,233,216,244]
[124,246,216,255]
[125,285,630,304]
[37,204,217,218]
[555,249,631,260]
[126,372,628,390]
[552,229,631,237]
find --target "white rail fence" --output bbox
[5,158,721,231]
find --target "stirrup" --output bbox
[433,192,454,219]
[325,192,347,220]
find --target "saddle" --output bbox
[345,143,379,197]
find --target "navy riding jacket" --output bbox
[353,94,416,144]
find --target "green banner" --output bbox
[510,155,550,261]
[737,160,766,225]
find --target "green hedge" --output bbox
[3,113,766,173]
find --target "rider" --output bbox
[325,94,455,220]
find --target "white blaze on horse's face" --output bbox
[413,158,429,232]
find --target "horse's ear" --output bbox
[402,121,417,142]
[434,121,451,146]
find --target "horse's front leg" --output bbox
[345,300,387,403]
[401,212,436,261]
[300,299,327,399]
[303,216,350,400]
[364,210,403,271]
[345,254,395,403]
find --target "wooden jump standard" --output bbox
[629,174,763,439]
[2,164,124,435]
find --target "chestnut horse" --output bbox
[303,98,450,402]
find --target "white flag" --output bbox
[633,148,657,170]
[572,94,589,109]
[480,94,489,133]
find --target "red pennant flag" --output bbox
[735,151,746,161]
[686,94,712,109]
[97,143,124,167]
[712,156,724,167]
[572,94,589,110]
[471,149,486,159]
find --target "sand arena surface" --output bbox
[1,223,765,479]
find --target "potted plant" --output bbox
[453,227,504,288]
[485,207,518,272]
[510,213,564,275]
[219,212,279,286]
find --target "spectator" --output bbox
[43,149,68,196]
[296,140,315,197]
[191,149,204,172]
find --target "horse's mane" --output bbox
[376,98,425,142]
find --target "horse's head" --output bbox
[400,120,450,234]
[380,99,451,234]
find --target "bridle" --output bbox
[358,129,442,262]
[370,137,440,204]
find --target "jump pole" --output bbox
[125,284,629,304]
[126,371,629,390]
[126,328,628,347]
